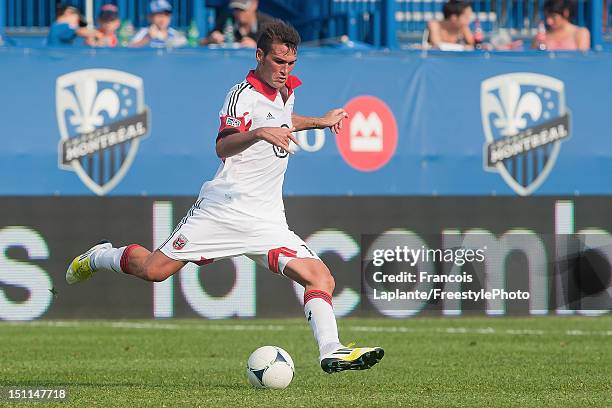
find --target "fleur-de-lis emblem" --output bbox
[484,80,542,136]
[60,78,120,134]
[481,73,570,196]
[56,69,150,195]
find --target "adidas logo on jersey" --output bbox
[266,112,275,120]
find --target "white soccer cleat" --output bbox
[320,344,384,373]
[65,241,112,285]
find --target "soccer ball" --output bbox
[246,346,295,389]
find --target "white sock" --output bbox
[91,246,126,274]
[304,290,342,358]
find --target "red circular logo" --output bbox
[335,96,398,172]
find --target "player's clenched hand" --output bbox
[321,108,349,135]
[255,127,299,154]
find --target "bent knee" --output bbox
[309,266,335,293]
[142,266,172,282]
[140,253,182,282]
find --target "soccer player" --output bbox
[66,19,384,373]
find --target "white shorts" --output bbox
[158,199,319,275]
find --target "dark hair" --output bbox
[256,19,301,55]
[56,4,86,26]
[442,0,471,20]
[544,0,573,19]
[98,4,119,22]
[57,4,78,17]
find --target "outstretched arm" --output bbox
[292,108,348,135]
[216,127,299,158]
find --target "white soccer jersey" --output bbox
[159,71,320,273]
[197,70,302,224]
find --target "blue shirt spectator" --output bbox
[48,22,79,45]
[47,4,98,46]
[130,0,186,48]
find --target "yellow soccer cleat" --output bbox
[320,345,384,373]
[66,241,112,285]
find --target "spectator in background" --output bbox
[90,4,120,47]
[532,0,590,51]
[426,0,475,51]
[201,0,273,48]
[130,0,186,48]
[47,4,99,46]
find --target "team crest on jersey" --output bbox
[273,124,290,158]
[273,145,289,158]
[172,234,188,250]
[481,73,570,196]
[56,69,150,195]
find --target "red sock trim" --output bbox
[304,289,333,307]
[120,244,141,274]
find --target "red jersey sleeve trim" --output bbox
[218,114,252,139]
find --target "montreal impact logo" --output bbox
[481,73,571,196]
[56,69,150,195]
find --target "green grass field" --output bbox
[1,317,610,407]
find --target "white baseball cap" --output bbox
[229,0,253,11]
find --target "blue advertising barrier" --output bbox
[0,47,610,196]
